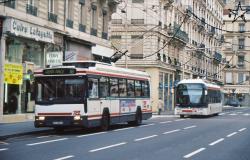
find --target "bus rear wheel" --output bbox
[129,108,142,126]
[101,110,110,131]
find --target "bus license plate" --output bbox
[53,121,63,125]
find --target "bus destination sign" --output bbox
[43,68,76,75]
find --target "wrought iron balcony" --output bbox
[213,51,222,62]
[79,24,86,32]
[91,28,97,36]
[66,19,74,28]
[48,12,57,23]
[102,32,108,40]
[168,22,189,43]
[26,4,37,16]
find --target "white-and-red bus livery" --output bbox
[34,61,152,130]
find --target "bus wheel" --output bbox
[129,108,142,126]
[101,110,110,131]
[180,115,184,118]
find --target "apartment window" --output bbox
[238,55,245,67]
[112,19,122,24]
[225,72,232,84]
[91,4,97,29]
[27,0,37,16]
[79,0,86,32]
[65,0,74,28]
[238,73,244,84]
[238,38,245,49]
[131,19,144,25]
[130,35,143,59]
[132,0,144,3]
[102,9,108,39]
[239,23,245,32]
[48,0,54,13]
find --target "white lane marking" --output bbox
[77,132,107,138]
[26,138,68,146]
[239,128,247,132]
[139,123,155,127]
[134,135,158,142]
[175,119,185,122]
[243,113,250,116]
[114,127,135,131]
[183,125,197,130]
[229,113,237,116]
[219,113,225,115]
[162,129,181,135]
[0,148,8,151]
[183,148,206,159]
[209,138,224,146]
[227,132,238,137]
[37,135,51,139]
[89,142,127,153]
[54,155,74,160]
[159,121,172,124]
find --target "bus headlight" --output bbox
[74,115,81,120]
[38,116,45,121]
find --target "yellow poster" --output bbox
[4,63,23,85]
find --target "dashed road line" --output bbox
[183,125,197,130]
[239,128,247,132]
[89,142,127,152]
[227,132,238,137]
[175,119,185,122]
[159,121,172,124]
[209,138,224,146]
[183,148,206,159]
[229,113,237,116]
[134,135,158,142]
[0,141,9,145]
[162,129,180,135]
[0,148,8,151]
[114,127,135,132]
[219,113,225,115]
[77,132,107,138]
[54,155,74,160]
[37,135,51,139]
[26,138,68,146]
[139,123,155,127]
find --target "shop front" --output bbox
[1,18,54,117]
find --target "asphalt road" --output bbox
[1,107,250,160]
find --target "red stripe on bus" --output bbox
[88,113,120,118]
[38,113,72,116]
[207,87,220,90]
[182,110,192,112]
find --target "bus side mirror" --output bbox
[205,90,208,95]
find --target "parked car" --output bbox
[226,99,240,107]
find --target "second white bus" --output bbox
[175,79,223,118]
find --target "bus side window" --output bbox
[88,78,99,98]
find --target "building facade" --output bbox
[0,0,117,122]
[111,0,224,112]
[223,1,250,106]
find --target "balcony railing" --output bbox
[26,4,37,16]
[239,45,245,49]
[79,24,86,32]
[4,1,15,9]
[213,51,222,62]
[102,32,108,40]
[168,22,189,43]
[48,12,57,23]
[237,62,245,68]
[66,19,73,28]
[91,28,97,36]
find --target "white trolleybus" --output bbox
[175,79,223,118]
[34,61,152,130]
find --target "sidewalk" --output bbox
[0,121,52,140]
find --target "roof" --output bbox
[177,79,221,89]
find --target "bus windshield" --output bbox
[176,83,205,107]
[35,76,86,104]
